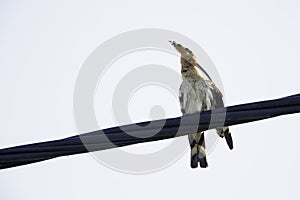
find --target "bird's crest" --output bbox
[169,41,197,66]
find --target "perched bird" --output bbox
[170,41,233,168]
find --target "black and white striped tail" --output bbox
[189,132,208,168]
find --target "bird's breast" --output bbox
[179,79,214,114]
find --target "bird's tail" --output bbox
[217,126,233,150]
[189,132,208,168]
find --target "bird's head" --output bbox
[169,41,197,65]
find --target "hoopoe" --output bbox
[170,41,233,168]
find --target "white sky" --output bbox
[0,0,300,200]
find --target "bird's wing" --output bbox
[205,80,234,149]
[179,83,187,114]
[206,80,224,108]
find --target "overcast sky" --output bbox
[0,1,300,200]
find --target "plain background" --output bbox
[1,0,300,199]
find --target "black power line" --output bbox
[0,94,299,170]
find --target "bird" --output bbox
[170,41,233,168]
